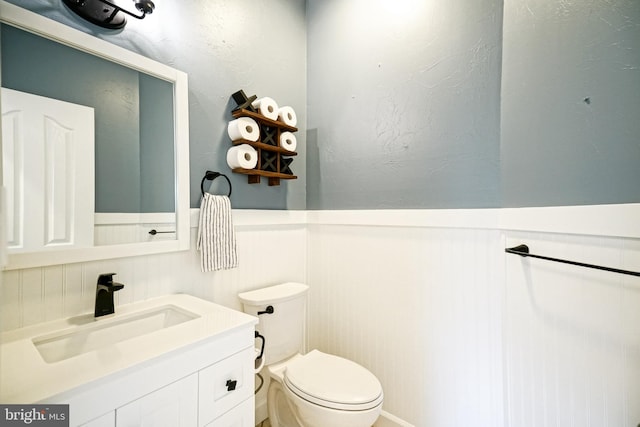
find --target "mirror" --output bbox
[0,1,190,270]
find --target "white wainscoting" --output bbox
[1,215,307,331]
[305,206,640,427]
[306,222,505,426]
[2,206,639,427]
[503,231,640,427]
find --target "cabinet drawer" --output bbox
[203,398,254,427]
[198,347,254,426]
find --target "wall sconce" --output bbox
[62,0,155,29]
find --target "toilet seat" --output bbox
[283,350,383,411]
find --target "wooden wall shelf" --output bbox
[231,139,297,156]
[229,108,298,186]
[232,109,298,133]
[232,168,298,186]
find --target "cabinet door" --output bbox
[199,347,254,426]
[80,412,115,427]
[204,398,254,427]
[116,374,197,427]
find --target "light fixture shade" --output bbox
[62,0,154,29]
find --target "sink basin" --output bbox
[32,305,200,363]
[2,294,258,405]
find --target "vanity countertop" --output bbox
[0,294,257,404]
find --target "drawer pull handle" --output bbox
[226,379,238,391]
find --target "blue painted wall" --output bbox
[5,0,638,210]
[306,0,503,209]
[500,0,640,207]
[306,0,640,209]
[4,0,307,210]
[139,73,175,213]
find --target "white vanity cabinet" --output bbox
[82,375,198,427]
[198,347,255,426]
[71,328,255,427]
[2,295,257,427]
[115,374,198,426]
[204,399,254,427]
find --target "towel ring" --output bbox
[201,171,232,197]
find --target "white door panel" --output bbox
[1,87,94,252]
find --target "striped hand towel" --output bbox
[196,193,238,272]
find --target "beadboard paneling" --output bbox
[2,208,639,427]
[306,224,505,427]
[1,224,307,331]
[504,232,640,427]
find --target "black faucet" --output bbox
[94,273,125,318]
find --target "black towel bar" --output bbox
[201,171,232,197]
[505,244,640,277]
[148,229,175,235]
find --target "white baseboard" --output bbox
[375,410,414,427]
[254,400,412,427]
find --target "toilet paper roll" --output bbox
[227,117,260,142]
[226,144,258,169]
[278,106,297,127]
[279,131,297,152]
[251,96,279,121]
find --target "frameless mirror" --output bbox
[0,1,190,270]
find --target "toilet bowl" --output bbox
[278,350,383,427]
[238,283,384,427]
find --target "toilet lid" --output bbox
[283,350,383,411]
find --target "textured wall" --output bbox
[307,0,640,209]
[501,0,640,207]
[9,1,638,211]
[4,0,307,210]
[306,0,503,209]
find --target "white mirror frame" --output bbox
[1,1,190,270]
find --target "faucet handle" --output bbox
[97,273,117,285]
[94,273,124,318]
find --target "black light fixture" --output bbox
[62,0,155,29]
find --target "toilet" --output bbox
[238,282,383,427]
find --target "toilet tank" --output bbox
[238,282,309,365]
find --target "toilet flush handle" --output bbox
[257,305,274,315]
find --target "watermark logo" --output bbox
[0,405,68,426]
